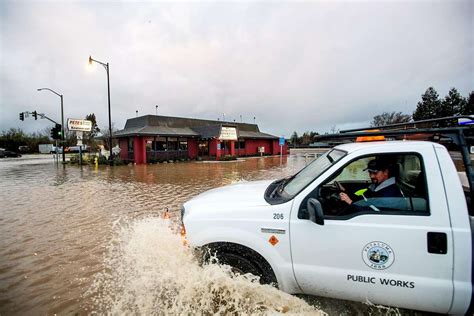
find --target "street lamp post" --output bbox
[37,88,65,163]
[89,55,113,165]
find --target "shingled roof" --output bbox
[114,115,278,139]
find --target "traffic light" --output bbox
[19,112,24,121]
[50,126,57,139]
[56,124,62,138]
[50,124,62,140]
[32,111,37,120]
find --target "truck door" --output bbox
[289,150,454,313]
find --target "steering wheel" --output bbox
[334,180,345,192]
[329,181,345,201]
[325,180,354,216]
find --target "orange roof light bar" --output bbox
[356,129,385,142]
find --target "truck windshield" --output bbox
[282,149,346,197]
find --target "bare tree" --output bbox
[371,112,411,127]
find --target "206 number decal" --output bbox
[273,213,284,220]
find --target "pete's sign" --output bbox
[219,127,237,140]
[67,119,92,132]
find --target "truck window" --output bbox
[300,153,429,219]
[282,149,346,198]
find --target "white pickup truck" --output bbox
[182,119,474,314]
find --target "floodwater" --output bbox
[0,153,423,315]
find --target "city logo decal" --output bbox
[362,241,394,270]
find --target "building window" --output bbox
[239,140,245,149]
[153,137,167,151]
[128,138,134,152]
[199,141,209,156]
[168,137,178,151]
[179,138,188,151]
[146,139,153,151]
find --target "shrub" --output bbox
[219,155,236,161]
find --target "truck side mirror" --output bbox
[307,198,325,225]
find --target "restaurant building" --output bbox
[115,115,287,164]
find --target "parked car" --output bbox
[4,151,22,158]
[18,146,29,153]
[0,148,5,158]
[39,144,63,154]
[65,145,89,153]
[39,144,55,154]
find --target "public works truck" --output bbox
[181,116,474,314]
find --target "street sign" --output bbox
[76,131,83,146]
[68,119,92,131]
[279,137,285,146]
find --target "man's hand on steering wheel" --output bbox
[339,192,353,205]
[332,181,352,205]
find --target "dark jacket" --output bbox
[365,177,403,199]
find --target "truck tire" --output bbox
[218,252,263,279]
[201,243,278,286]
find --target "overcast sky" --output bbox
[1,0,472,138]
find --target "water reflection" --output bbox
[0,153,442,315]
[0,155,299,315]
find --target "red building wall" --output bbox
[271,140,289,155]
[118,136,287,164]
[119,138,128,161]
[188,138,198,159]
[133,136,146,164]
[271,140,279,155]
[235,148,245,156]
[244,139,273,155]
[209,139,219,158]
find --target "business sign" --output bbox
[219,127,237,140]
[68,119,92,132]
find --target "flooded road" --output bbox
[0,154,423,315]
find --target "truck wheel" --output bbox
[219,253,262,277]
[200,243,278,286]
[215,252,277,286]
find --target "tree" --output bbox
[101,123,119,149]
[290,131,299,148]
[440,87,466,117]
[84,113,101,148]
[461,91,474,115]
[413,87,442,121]
[85,113,100,138]
[329,126,339,134]
[371,112,411,127]
[64,128,77,147]
[309,131,319,143]
[0,128,50,153]
[0,128,26,151]
[301,132,313,146]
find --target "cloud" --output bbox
[1,1,472,137]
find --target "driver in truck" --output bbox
[339,158,403,205]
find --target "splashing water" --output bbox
[87,217,324,315]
